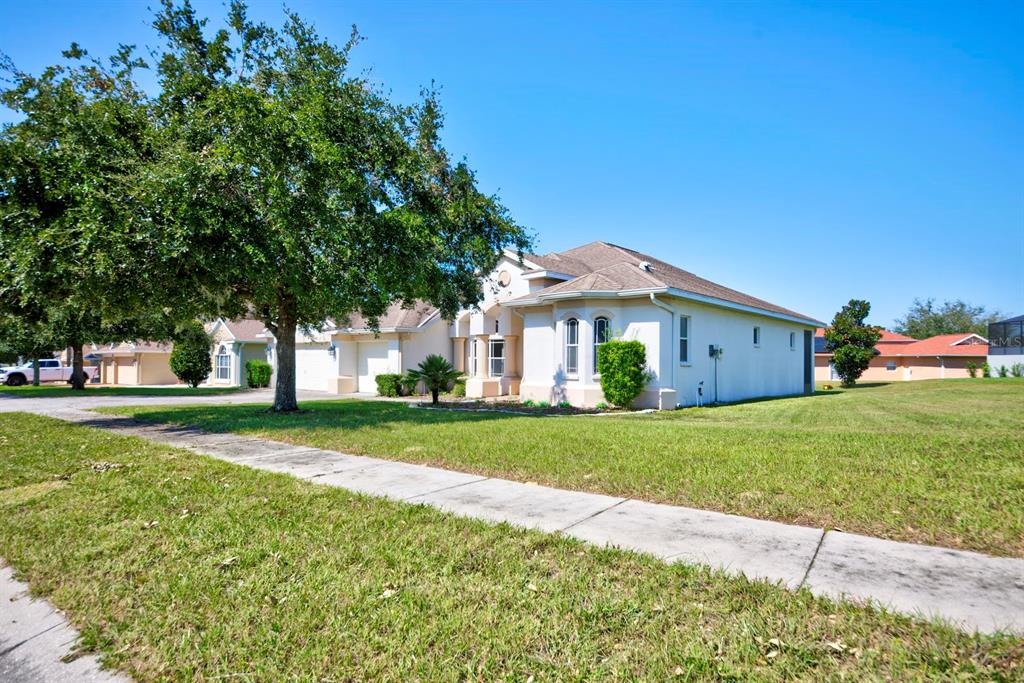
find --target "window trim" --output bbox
[679,315,691,365]
[215,345,231,380]
[488,339,505,378]
[789,331,796,350]
[593,316,611,373]
[564,318,579,376]
[753,326,761,348]
[468,339,477,377]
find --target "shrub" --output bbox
[595,401,609,410]
[169,321,212,388]
[596,339,650,408]
[997,364,1009,378]
[558,400,571,409]
[400,372,420,396]
[405,354,461,405]
[245,359,273,388]
[375,373,403,397]
[982,363,991,378]
[536,401,551,408]
[522,399,535,407]
[966,361,977,378]
[1012,363,1024,378]
[451,378,466,397]
[823,301,882,387]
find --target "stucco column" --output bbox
[475,336,489,377]
[503,336,517,376]
[452,338,466,373]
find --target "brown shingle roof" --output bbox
[339,301,440,331]
[222,318,267,341]
[512,241,817,322]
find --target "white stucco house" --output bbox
[205,318,273,387]
[284,241,822,408]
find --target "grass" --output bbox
[1,412,1021,680]
[0,384,243,397]
[105,379,1024,558]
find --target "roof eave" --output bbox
[664,287,824,326]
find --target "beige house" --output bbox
[96,342,179,385]
[206,318,271,387]
[288,241,823,408]
[815,329,989,382]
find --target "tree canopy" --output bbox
[144,0,531,410]
[893,298,1001,339]
[824,299,882,387]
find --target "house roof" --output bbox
[95,341,172,356]
[993,314,1024,324]
[338,301,440,331]
[889,333,989,357]
[221,318,267,341]
[814,328,916,343]
[511,241,819,324]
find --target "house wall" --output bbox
[988,353,1024,375]
[138,354,179,385]
[518,296,812,408]
[814,355,834,382]
[113,356,138,385]
[400,320,452,373]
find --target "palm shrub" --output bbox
[406,354,461,405]
[966,361,977,378]
[400,372,421,396]
[245,359,273,388]
[169,321,211,388]
[1012,363,1024,378]
[982,363,991,378]
[997,364,1009,378]
[596,340,650,408]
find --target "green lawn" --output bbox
[0,384,244,397]
[106,379,1024,557]
[1,412,1020,680]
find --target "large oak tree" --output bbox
[148,1,530,411]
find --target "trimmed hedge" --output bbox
[245,359,273,388]
[169,321,212,388]
[596,340,650,408]
[375,373,403,397]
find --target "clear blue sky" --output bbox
[2,1,1021,326]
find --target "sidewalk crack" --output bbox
[798,529,828,590]
[0,622,61,658]
[560,498,630,532]
[405,477,490,501]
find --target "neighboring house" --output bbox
[987,314,1024,374]
[287,241,822,408]
[95,342,179,385]
[206,318,272,388]
[815,329,989,382]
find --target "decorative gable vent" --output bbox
[638,261,652,272]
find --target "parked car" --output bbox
[0,359,94,386]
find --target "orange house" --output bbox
[815,330,988,382]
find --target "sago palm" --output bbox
[406,354,461,405]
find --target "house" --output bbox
[987,314,1024,374]
[288,241,823,408]
[95,342,179,385]
[206,318,272,387]
[815,329,989,382]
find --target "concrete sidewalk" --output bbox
[19,405,1024,636]
[1,566,129,683]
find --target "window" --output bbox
[593,316,610,372]
[495,320,500,334]
[468,339,477,377]
[489,339,505,377]
[753,326,761,347]
[216,345,231,380]
[679,315,690,363]
[789,331,796,350]
[886,360,897,372]
[565,318,579,374]
[39,359,59,368]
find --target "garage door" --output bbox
[358,342,391,393]
[295,347,332,392]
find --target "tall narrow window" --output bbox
[753,326,761,347]
[565,318,579,375]
[679,315,690,363]
[789,331,796,350]
[215,345,231,380]
[468,339,477,376]
[593,316,610,372]
[489,339,505,377]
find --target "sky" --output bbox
[2,0,1021,326]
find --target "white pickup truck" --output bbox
[0,359,95,386]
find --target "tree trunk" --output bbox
[431,387,439,405]
[70,343,87,390]
[272,297,299,412]
[31,358,40,386]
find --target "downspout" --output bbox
[649,293,676,407]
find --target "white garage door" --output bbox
[358,342,391,393]
[295,347,332,392]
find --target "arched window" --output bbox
[565,318,579,375]
[593,316,610,373]
[215,345,231,380]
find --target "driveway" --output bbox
[0,389,353,414]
